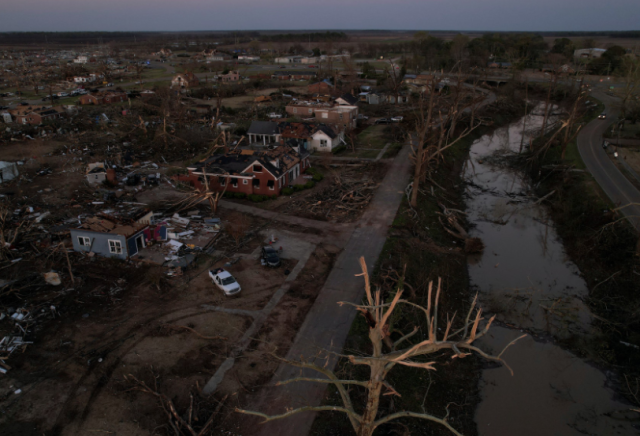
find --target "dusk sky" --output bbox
[1,0,639,32]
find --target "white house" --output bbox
[310,125,344,152]
[74,55,89,64]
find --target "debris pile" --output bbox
[283,174,378,222]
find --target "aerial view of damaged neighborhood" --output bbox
[1,1,640,435]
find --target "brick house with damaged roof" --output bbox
[78,91,127,105]
[183,146,310,196]
[7,105,65,125]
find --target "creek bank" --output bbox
[466,106,638,435]
[528,100,640,408]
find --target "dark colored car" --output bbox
[375,118,391,125]
[19,102,29,106]
[261,246,281,267]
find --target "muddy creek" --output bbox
[463,109,637,435]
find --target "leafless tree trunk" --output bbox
[540,73,558,139]
[410,81,437,208]
[237,257,523,436]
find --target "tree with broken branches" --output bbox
[126,371,228,436]
[174,133,244,215]
[237,257,523,436]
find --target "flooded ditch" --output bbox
[463,108,638,435]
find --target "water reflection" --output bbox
[466,109,637,435]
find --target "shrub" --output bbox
[304,181,315,189]
[233,192,247,199]
[307,167,324,181]
[282,187,294,195]
[248,194,270,202]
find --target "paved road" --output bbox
[577,90,640,231]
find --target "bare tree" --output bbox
[409,80,437,207]
[237,257,523,436]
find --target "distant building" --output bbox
[7,105,64,125]
[308,80,334,95]
[238,55,260,63]
[171,72,200,88]
[272,71,317,81]
[285,102,358,129]
[219,70,239,82]
[574,48,606,59]
[79,91,127,105]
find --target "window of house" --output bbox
[322,113,328,119]
[78,236,91,247]
[219,177,226,186]
[231,178,238,187]
[267,180,275,190]
[108,239,123,254]
[253,165,262,172]
[293,108,297,114]
[339,113,343,120]
[308,109,312,114]
[253,179,260,187]
[320,139,328,147]
[243,179,248,185]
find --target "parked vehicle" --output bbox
[357,114,369,120]
[209,268,241,296]
[598,112,607,119]
[391,116,404,122]
[106,83,113,87]
[57,92,69,97]
[375,118,391,125]
[261,246,281,267]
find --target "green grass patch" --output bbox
[357,125,388,149]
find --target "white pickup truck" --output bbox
[209,268,241,296]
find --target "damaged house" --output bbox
[185,146,310,196]
[70,215,167,260]
[171,72,200,88]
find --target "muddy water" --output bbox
[463,110,638,435]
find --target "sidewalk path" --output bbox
[249,140,413,436]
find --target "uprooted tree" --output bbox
[237,257,524,436]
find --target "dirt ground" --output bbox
[0,220,340,436]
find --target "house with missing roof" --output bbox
[171,72,200,88]
[184,146,310,196]
[70,216,167,260]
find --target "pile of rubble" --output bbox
[283,175,378,222]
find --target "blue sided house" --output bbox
[70,216,167,260]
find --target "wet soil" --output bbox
[464,108,638,435]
